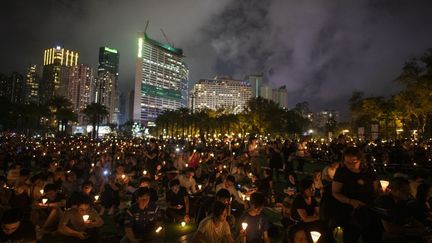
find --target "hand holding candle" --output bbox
[241,222,248,230]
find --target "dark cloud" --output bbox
[1,0,432,119]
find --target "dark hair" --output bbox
[250,192,265,208]
[75,193,92,206]
[416,183,431,203]
[81,181,93,188]
[149,138,156,143]
[298,178,314,194]
[343,146,363,159]
[216,189,231,200]
[169,179,180,188]
[284,224,308,243]
[135,187,150,199]
[44,183,58,193]
[226,175,236,184]
[389,177,409,191]
[1,208,22,224]
[139,177,151,184]
[212,201,227,218]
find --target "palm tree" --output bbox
[82,103,109,139]
[48,96,76,136]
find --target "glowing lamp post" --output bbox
[310,231,321,243]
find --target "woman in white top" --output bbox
[192,201,235,243]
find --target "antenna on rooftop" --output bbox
[160,28,174,47]
[144,20,149,33]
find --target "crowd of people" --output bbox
[0,133,431,242]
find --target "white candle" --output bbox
[40,189,44,195]
[155,226,163,233]
[42,198,48,204]
[143,170,147,175]
[83,215,89,221]
[198,185,202,190]
[94,195,99,201]
[181,221,186,227]
[241,222,248,230]
[310,231,321,243]
[121,174,126,179]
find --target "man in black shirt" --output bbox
[165,179,190,223]
[0,208,36,243]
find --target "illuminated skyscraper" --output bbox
[96,47,120,124]
[190,76,252,113]
[9,72,25,104]
[133,31,189,125]
[247,74,262,98]
[68,64,95,124]
[24,64,40,104]
[272,86,288,109]
[40,46,78,104]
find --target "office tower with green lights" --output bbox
[133,31,189,126]
[96,46,120,124]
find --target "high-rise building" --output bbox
[10,72,25,104]
[247,74,263,98]
[272,86,288,109]
[259,85,272,100]
[96,47,120,124]
[190,76,252,113]
[133,31,189,125]
[0,73,8,99]
[24,64,40,104]
[40,46,78,104]
[68,64,95,124]
[314,110,339,128]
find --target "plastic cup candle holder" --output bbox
[241,222,248,230]
[310,231,321,243]
[40,189,44,195]
[143,170,147,175]
[94,195,99,201]
[198,185,202,190]
[121,174,126,179]
[380,180,389,191]
[42,198,48,204]
[181,221,186,227]
[83,215,89,221]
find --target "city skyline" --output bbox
[2,0,432,119]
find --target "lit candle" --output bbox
[143,170,147,175]
[198,185,202,190]
[94,195,99,201]
[181,221,186,227]
[40,189,44,195]
[122,174,126,179]
[241,222,248,230]
[42,198,48,204]
[380,180,389,191]
[82,215,89,221]
[155,226,163,233]
[310,231,321,243]
[185,163,189,168]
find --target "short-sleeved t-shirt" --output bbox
[59,207,100,232]
[240,212,270,243]
[290,194,318,222]
[166,187,188,207]
[124,202,161,238]
[333,166,378,204]
[0,220,36,242]
[195,216,231,243]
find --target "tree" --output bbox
[48,96,76,136]
[82,103,109,139]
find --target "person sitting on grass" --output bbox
[192,201,235,243]
[31,183,66,235]
[122,187,163,243]
[239,192,270,243]
[165,179,190,223]
[58,194,104,243]
[0,208,36,243]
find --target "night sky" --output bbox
[2,0,432,119]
